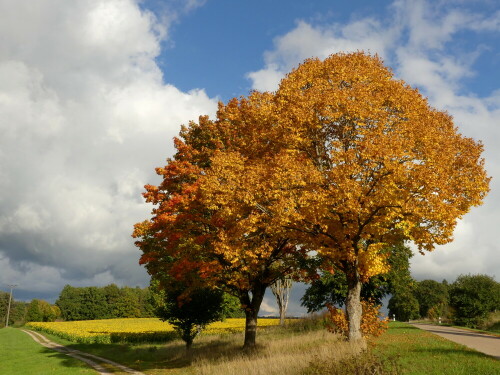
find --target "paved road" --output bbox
[411,323,500,360]
[22,329,145,374]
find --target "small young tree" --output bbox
[271,277,292,325]
[150,279,225,350]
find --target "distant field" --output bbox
[27,318,282,344]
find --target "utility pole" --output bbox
[5,284,17,327]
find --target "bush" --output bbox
[326,300,388,339]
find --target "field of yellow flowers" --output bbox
[26,318,282,344]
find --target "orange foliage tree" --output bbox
[273,52,490,342]
[134,93,312,348]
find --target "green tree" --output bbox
[150,279,225,350]
[449,274,500,328]
[114,287,142,318]
[138,287,156,318]
[301,244,413,312]
[56,285,84,321]
[26,299,44,322]
[78,287,107,320]
[26,299,59,322]
[388,290,420,321]
[414,280,449,319]
[102,284,121,318]
[221,293,245,318]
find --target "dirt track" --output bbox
[411,323,500,360]
[22,329,145,374]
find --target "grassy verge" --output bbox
[40,320,361,375]
[0,327,96,375]
[374,322,500,375]
[21,320,500,375]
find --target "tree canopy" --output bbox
[56,284,154,321]
[135,52,489,344]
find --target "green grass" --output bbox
[9,320,500,375]
[374,322,500,374]
[0,327,96,375]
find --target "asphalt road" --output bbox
[411,323,500,360]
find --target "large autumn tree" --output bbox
[272,52,489,341]
[135,51,489,346]
[134,93,311,348]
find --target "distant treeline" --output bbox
[0,284,155,325]
[388,274,500,328]
[1,283,245,325]
[56,284,155,321]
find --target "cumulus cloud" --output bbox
[247,19,398,92]
[0,0,217,299]
[247,0,500,283]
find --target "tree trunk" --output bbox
[271,278,292,326]
[279,308,286,326]
[346,271,363,342]
[185,338,193,351]
[242,284,266,349]
[244,307,259,349]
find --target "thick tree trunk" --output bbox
[244,307,259,348]
[242,284,266,349]
[346,271,363,342]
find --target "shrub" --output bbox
[326,300,388,339]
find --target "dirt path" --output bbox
[21,329,146,374]
[411,323,500,360]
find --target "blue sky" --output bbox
[148,0,500,100]
[0,0,499,316]
[148,0,394,100]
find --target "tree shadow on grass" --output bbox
[62,333,260,373]
[38,347,97,373]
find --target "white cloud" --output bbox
[0,0,217,297]
[247,18,398,92]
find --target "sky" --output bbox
[0,0,499,316]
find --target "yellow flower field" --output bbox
[26,318,282,344]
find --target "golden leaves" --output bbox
[134,51,489,295]
[274,51,489,271]
[326,300,388,339]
